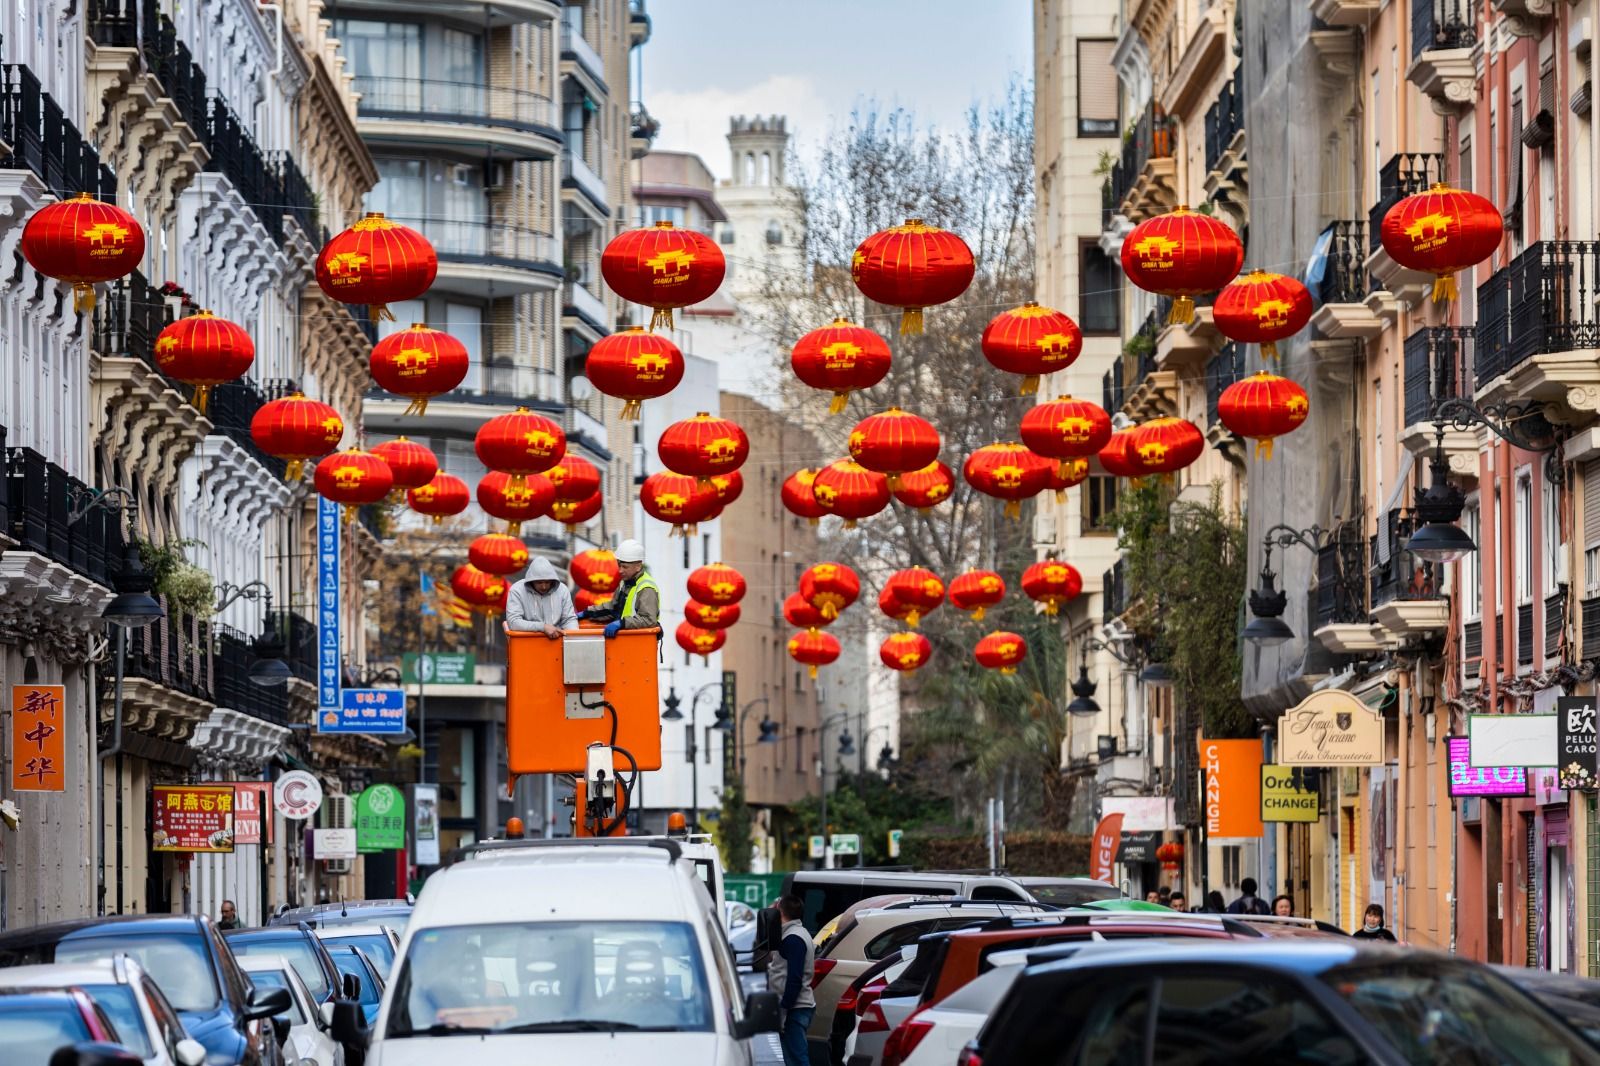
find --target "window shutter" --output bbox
[1078,39,1119,134]
[1506,97,1523,222]
[1584,459,1600,547]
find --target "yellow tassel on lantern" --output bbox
[1256,438,1276,460]
[74,283,97,313]
[620,399,643,421]
[808,516,820,527]
[906,609,921,628]
[284,460,305,481]
[828,392,849,415]
[651,307,674,330]
[372,304,395,322]
[403,397,430,416]
[900,308,924,335]
[1000,666,1018,675]
[191,386,213,415]
[1055,490,1067,504]
[1020,376,1040,396]
[1004,500,1021,521]
[1043,601,1060,617]
[1260,341,1279,361]
[972,606,987,622]
[431,515,445,526]
[844,518,858,529]
[808,665,819,679]
[1432,273,1459,302]
[1167,295,1195,325]
[821,601,840,620]
[888,474,904,490]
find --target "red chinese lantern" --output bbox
[368,323,470,415]
[313,448,395,523]
[1380,182,1504,302]
[1128,417,1205,476]
[800,562,860,620]
[1043,457,1090,502]
[791,318,893,413]
[547,453,602,503]
[474,408,566,485]
[688,563,746,606]
[315,212,437,321]
[1156,840,1184,874]
[584,327,686,420]
[1120,206,1244,324]
[784,592,830,631]
[571,549,620,595]
[677,621,727,659]
[469,533,529,576]
[812,460,890,527]
[574,587,607,612]
[949,569,1005,621]
[640,471,717,535]
[250,392,344,480]
[1097,429,1143,479]
[974,630,1028,674]
[885,567,945,628]
[963,443,1052,520]
[601,221,726,330]
[878,585,918,627]
[1218,372,1310,460]
[709,471,743,509]
[1019,398,1113,476]
[848,408,941,489]
[880,631,932,673]
[1212,271,1314,360]
[892,461,955,510]
[549,490,603,530]
[981,302,1083,395]
[788,629,842,679]
[452,564,508,611]
[477,471,555,535]
[21,193,145,311]
[153,310,254,414]
[685,600,741,629]
[782,468,828,525]
[407,472,469,524]
[370,437,438,494]
[658,413,750,482]
[852,219,975,335]
[1021,560,1083,616]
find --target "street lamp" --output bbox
[1405,423,1476,564]
[1242,524,1332,647]
[662,680,724,828]
[816,711,853,870]
[217,583,293,687]
[732,697,776,800]
[1065,663,1100,716]
[859,723,895,775]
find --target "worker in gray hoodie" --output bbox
[504,556,578,637]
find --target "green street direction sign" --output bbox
[402,652,476,685]
[830,833,861,856]
[356,784,406,852]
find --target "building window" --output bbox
[765,220,783,245]
[1543,477,1561,596]
[1079,240,1120,335]
[1516,470,1533,604]
[1462,505,1480,618]
[640,204,686,227]
[1083,475,1118,534]
[1077,39,1119,137]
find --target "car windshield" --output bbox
[1323,958,1600,1065]
[331,952,382,1005]
[80,984,152,1057]
[227,937,331,1001]
[324,934,396,979]
[1025,883,1120,907]
[388,921,713,1036]
[0,998,93,1065]
[55,935,219,1013]
[246,970,306,1025]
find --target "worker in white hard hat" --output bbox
[579,538,660,637]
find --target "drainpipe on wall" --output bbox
[97,628,128,915]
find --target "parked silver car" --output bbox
[0,955,207,1066]
[239,956,345,1066]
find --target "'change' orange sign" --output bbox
[1201,737,1264,838]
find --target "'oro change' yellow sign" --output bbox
[1260,765,1320,822]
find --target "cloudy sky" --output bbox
[642,0,1033,182]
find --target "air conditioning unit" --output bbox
[450,163,476,187]
[1554,544,1570,586]
[325,793,352,829]
[323,859,352,875]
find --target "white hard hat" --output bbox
[616,538,646,564]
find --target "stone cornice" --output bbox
[0,553,113,660]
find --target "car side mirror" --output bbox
[342,972,363,1001]
[48,1044,144,1066]
[244,986,293,1021]
[735,991,781,1039]
[319,1001,336,1030]
[331,999,370,1050]
[271,1014,291,1045]
[174,1039,207,1066]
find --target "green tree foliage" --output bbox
[787,771,950,867]
[1111,480,1252,738]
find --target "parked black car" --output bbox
[0,915,289,1066]
[222,925,343,1005]
[968,940,1600,1065]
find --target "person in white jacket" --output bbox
[504,556,578,637]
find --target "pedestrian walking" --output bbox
[1272,894,1294,917]
[578,539,660,635]
[505,556,578,636]
[1203,890,1227,914]
[767,894,815,1065]
[1226,877,1272,915]
[1351,903,1397,941]
[1168,893,1187,912]
[217,900,239,930]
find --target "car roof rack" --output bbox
[446,837,681,866]
[880,897,1058,912]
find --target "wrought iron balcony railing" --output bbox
[1412,0,1476,60]
[1204,65,1243,178]
[205,94,283,245]
[124,602,215,702]
[1317,220,1370,305]
[208,379,288,478]
[1369,153,1443,252]
[5,447,125,588]
[214,625,287,724]
[1109,100,1173,211]
[1369,510,1443,610]
[1313,526,1370,630]
[1402,326,1474,427]
[1475,241,1600,387]
[92,271,185,389]
[1103,559,1128,626]
[1206,341,1243,431]
[0,63,117,200]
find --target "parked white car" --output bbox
[313,926,401,981]
[0,954,207,1066]
[239,956,345,1066]
[366,838,780,1066]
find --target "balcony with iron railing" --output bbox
[1116,305,1173,419]
[1309,520,1384,655]
[204,94,312,249]
[0,63,117,201]
[1369,510,1449,639]
[87,0,210,135]
[352,76,561,161]
[377,213,562,298]
[208,379,288,478]
[123,601,215,703]
[1366,153,1446,302]
[1310,220,1388,340]
[1102,559,1129,626]
[213,626,288,725]
[1474,242,1600,411]
[1109,100,1175,222]
[5,447,125,589]
[1408,0,1477,111]
[1203,65,1244,187]
[1545,587,1566,663]
[93,271,184,388]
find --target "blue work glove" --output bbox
[603,620,623,639]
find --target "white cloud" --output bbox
[647,75,834,184]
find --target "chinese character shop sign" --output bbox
[317,496,342,728]
[152,785,235,852]
[1558,697,1598,790]
[321,688,405,735]
[356,784,406,852]
[10,685,65,792]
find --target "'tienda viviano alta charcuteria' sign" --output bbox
[1275,690,1384,766]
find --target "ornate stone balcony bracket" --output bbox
[1407,47,1477,115]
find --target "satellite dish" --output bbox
[569,375,595,402]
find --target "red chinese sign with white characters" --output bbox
[151,785,236,852]
[11,685,66,792]
[217,782,274,846]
